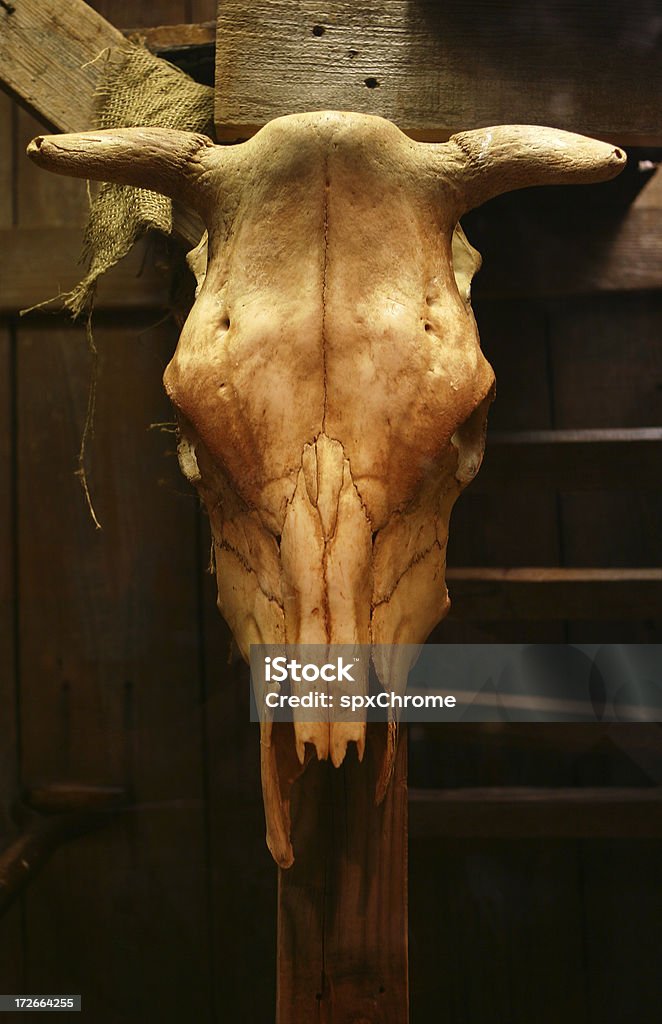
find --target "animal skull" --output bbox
[28,113,625,865]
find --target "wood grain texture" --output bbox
[477,428,662,492]
[549,290,662,642]
[0,86,23,993]
[189,0,217,20]
[202,590,277,1021]
[0,228,170,313]
[471,206,662,298]
[215,0,662,143]
[446,568,662,620]
[440,300,565,644]
[581,840,662,1022]
[16,319,210,1022]
[0,0,126,133]
[3,2,204,248]
[409,787,662,838]
[277,728,408,1023]
[15,110,89,229]
[0,92,12,227]
[123,21,215,50]
[549,292,662,431]
[410,836,589,1023]
[92,0,189,27]
[0,320,23,990]
[542,286,662,1021]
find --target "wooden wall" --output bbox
[0,2,661,1022]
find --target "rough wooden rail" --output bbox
[446,568,662,620]
[409,786,662,838]
[475,428,662,492]
[0,784,126,918]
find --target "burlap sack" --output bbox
[67,42,214,316]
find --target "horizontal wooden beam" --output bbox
[477,429,662,492]
[122,22,216,53]
[4,200,660,312]
[215,1,662,144]
[0,228,169,314]
[472,206,662,298]
[409,786,662,838]
[446,568,662,621]
[409,720,662,761]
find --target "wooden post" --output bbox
[277,726,408,1024]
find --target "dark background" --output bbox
[0,1,661,1021]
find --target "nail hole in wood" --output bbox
[312,25,325,37]
[364,77,379,89]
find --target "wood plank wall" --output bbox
[0,87,24,996]
[1,2,237,1021]
[0,2,660,1022]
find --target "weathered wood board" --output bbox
[476,429,662,493]
[201,582,277,1020]
[0,86,24,996]
[277,729,408,1024]
[215,0,662,143]
[470,206,662,298]
[447,567,662,620]
[0,320,23,991]
[0,228,169,313]
[15,317,211,1020]
[0,0,126,132]
[581,840,662,1023]
[409,787,662,838]
[410,837,590,1024]
[0,2,204,248]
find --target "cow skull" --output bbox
[28,113,625,865]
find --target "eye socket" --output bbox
[450,386,495,483]
[451,223,482,304]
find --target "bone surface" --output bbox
[28,113,625,866]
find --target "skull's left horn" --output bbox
[27,127,217,215]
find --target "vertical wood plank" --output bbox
[439,298,564,643]
[16,318,211,1022]
[547,289,662,1019]
[0,316,23,990]
[12,1,213,1017]
[413,290,587,1020]
[202,569,277,1020]
[410,838,589,1024]
[277,729,408,1024]
[581,840,662,1022]
[550,290,662,644]
[0,86,24,994]
[0,319,24,993]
